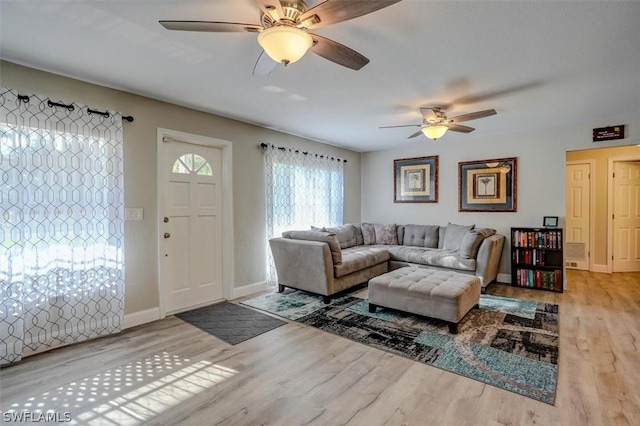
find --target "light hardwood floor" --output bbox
[1,270,639,425]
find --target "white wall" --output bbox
[361,113,640,278]
[1,60,362,315]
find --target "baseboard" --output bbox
[496,273,512,284]
[231,281,271,299]
[591,264,609,273]
[124,307,161,329]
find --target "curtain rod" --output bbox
[17,94,134,123]
[260,142,347,163]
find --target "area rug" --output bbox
[242,290,558,404]
[176,301,286,345]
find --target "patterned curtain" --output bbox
[263,144,344,285]
[0,88,125,366]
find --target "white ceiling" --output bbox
[2,1,639,152]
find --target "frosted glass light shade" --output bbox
[422,125,448,140]
[257,26,313,65]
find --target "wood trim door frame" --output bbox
[566,160,595,271]
[156,128,234,319]
[607,154,640,273]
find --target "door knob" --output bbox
[164,232,171,239]
[164,217,169,223]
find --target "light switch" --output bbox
[125,208,143,221]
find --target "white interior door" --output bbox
[613,161,640,272]
[565,163,591,270]
[161,140,223,313]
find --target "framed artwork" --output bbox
[543,216,559,227]
[394,156,439,203]
[458,157,517,212]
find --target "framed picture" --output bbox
[543,216,559,227]
[394,156,438,203]
[458,157,517,212]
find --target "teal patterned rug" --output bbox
[242,289,559,404]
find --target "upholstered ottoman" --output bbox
[368,267,481,334]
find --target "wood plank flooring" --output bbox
[1,270,639,425]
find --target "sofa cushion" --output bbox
[335,246,390,278]
[324,224,357,249]
[443,223,475,251]
[403,224,439,248]
[459,228,497,259]
[387,246,476,271]
[282,230,342,265]
[361,223,376,245]
[374,223,398,245]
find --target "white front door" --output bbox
[161,139,223,313]
[613,161,640,272]
[565,163,591,270]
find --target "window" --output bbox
[0,88,125,365]
[172,154,212,176]
[263,145,344,284]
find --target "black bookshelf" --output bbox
[511,227,564,292]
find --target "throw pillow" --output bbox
[348,223,364,246]
[373,223,398,245]
[396,225,405,245]
[443,223,475,251]
[474,228,497,239]
[282,230,342,264]
[324,224,357,249]
[438,226,446,249]
[310,225,324,232]
[459,231,485,259]
[361,223,376,245]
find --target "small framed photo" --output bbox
[543,216,559,228]
[458,157,517,212]
[394,156,438,203]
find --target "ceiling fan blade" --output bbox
[408,130,424,139]
[308,34,369,70]
[256,0,286,21]
[253,50,278,77]
[448,109,497,123]
[299,0,402,29]
[419,107,438,122]
[159,20,262,33]
[447,124,475,133]
[379,124,421,129]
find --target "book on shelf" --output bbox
[512,229,562,249]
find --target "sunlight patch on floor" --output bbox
[5,352,237,425]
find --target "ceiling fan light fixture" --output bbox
[257,25,313,65]
[422,125,448,140]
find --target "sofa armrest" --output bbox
[475,234,505,287]
[269,237,335,296]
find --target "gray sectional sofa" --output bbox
[269,222,505,303]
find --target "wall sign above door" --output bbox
[593,125,625,142]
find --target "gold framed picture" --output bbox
[459,157,517,212]
[394,156,438,203]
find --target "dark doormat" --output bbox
[175,300,287,345]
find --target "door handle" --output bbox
[164,232,171,239]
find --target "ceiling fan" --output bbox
[159,0,402,76]
[381,107,497,140]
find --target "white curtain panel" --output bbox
[0,88,125,365]
[263,144,344,285]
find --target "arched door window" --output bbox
[172,154,213,176]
